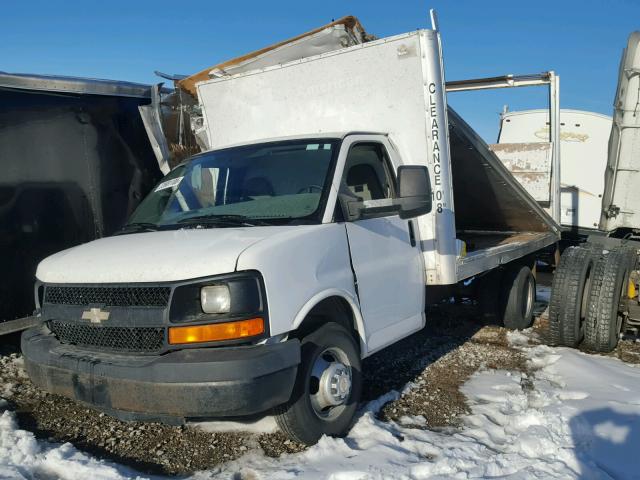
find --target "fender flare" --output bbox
[291,288,368,355]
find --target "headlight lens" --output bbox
[200,285,231,314]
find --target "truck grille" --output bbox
[48,321,165,352]
[44,286,171,307]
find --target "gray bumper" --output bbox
[21,327,300,423]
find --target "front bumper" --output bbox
[21,327,300,423]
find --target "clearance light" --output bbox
[168,317,264,344]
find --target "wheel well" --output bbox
[293,296,358,340]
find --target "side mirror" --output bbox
[397,165,432,219]
[339,165,432,222]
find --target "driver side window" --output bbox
[342,143,396,201]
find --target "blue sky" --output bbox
[2,0,637,141]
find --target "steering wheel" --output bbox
[297,185,323,194]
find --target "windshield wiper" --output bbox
[115,222,160,235]
[176,214,273,227]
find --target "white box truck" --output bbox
[22,14,559,444]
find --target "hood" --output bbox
[36,226,297,284]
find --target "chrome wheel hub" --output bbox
[309,347,352,418]
[320,362,351,407]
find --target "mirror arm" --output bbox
[345,198,400,221]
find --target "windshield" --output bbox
[126,139,339,230]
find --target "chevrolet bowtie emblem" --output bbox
[81,307,110,324]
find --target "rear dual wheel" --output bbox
[583,250,632,352]
[548,246,596,347]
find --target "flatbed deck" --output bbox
[456,231,556,280]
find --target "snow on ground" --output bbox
[0,401,148,480]
[190,416,278,434]
[215,342,640,480]
[3,339,640,479]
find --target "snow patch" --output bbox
[215,344,640,479]
[0,409,146,480]
[507,330,530,347]
[190,415,278,434]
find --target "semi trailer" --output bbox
[21,12,560,444]
[549,31,640,353]
[493,109,612,234]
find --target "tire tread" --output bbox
[584,250,629,352]
[548,246,594,347]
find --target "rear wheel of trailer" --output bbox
[548,246,596,347]
[583,249,632,352]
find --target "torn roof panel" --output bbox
[0,72,158,98]
[177,15,367,97]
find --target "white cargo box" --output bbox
[196,29,559,285]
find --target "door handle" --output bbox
[408,220,416,247]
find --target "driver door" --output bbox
[338,137,425,353]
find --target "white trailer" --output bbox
[494,109,612,232]
[22,12,559,444]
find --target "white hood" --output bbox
[36,226,295,284]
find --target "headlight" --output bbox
[169,273,265,324]
[201,285,231,314]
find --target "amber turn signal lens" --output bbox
[168,317,264,344]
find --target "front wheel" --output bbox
[274,322,362,445]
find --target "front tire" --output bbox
[275,322,362,445]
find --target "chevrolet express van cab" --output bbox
[22,19,559,444]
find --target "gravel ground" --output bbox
[1,281,639,476]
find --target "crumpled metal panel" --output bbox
[178,16,368,97]
[0,72,155,98]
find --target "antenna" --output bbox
[430,9,439,32]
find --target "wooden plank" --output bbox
[0,316,42,336]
